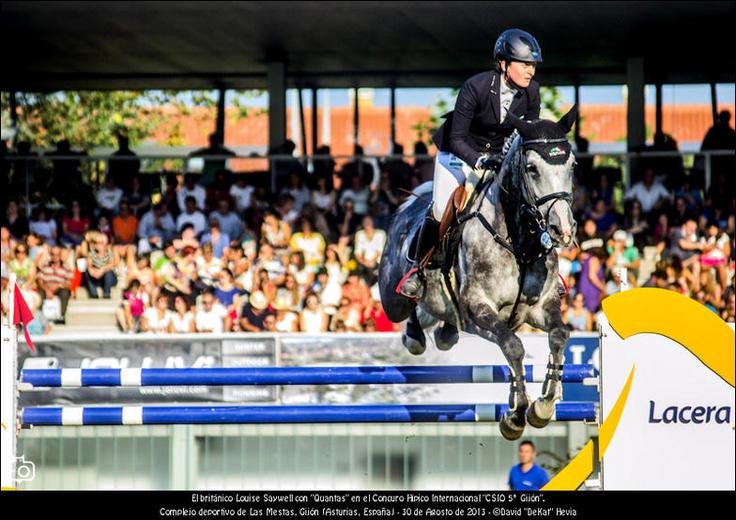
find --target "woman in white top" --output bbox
[299,292,329,333]
[310,175,336,214]
[324,245,346,284]
[169,294,196,333]
[142,294,173,333]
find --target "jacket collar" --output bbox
[490,70,525,121]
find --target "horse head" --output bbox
[502,105,579,248]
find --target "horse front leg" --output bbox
[527,298,569,428]
[465,303,529,441]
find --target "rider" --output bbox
[396,28,543,299]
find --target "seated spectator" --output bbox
[364,299,394,332]
[96,177,124,215]
[174,224,200,252]
[371,169,401,231]
[341,271,371,312]
[299,292,329,333]
[127,175,151,217]
[336,198,361,237]
[137,203,176,253]
[354,215,386,285]
[339,174,371,216]
[288,251,314,288]
[169,294,196,333]
[117,279,148,333]
[229,175,255,213]
[624,167,670,215]
[606,230,641,278]
[239,290,273,332]
[214,269,242,323]
[588,198,617,238]
[273,273,301,311]
[273,303,300,332]
[30,206,58,246]
[280,170,310,213]
[95,213,113,242]
[227,245,254,293]
[566,293,593,331]
[623,199,649,250]
[37,246,73,324]
[4,200,29,240]
[155,240,192,306]
[210,199,243,242]
[310,174,337,216]
[261,209,292,257]
[331,296,363,332]
[176,196,207,236]
[671,196,694,227]
[9,243,37,292]
[289,215,326,271]
[83,232,118,299]
[142,293,172,333]
[206,171,234,209]
[112,200,139,246]
[195,288,229,333]
[1,227,15,264]
[200,218,230,259]
[61,200,90,246]
[275,194,299,229]
[177,173,207,212]
[254,242,287,285]
[670,218,703,291]
[125,250,154,288]
[26,233,48,265]
[700,220,731,289]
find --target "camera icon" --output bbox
[15,456,36,483]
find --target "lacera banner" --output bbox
[599,295,735,490]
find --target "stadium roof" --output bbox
[2,1,734,91]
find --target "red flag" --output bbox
[13,285,36,352]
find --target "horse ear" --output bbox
[557,104,578,133]
[503,111,527,131]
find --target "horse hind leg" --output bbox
[527,311,568,429]
[465,307,529,441]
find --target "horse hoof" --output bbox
[499,413,526,441]
[434,326,459,351]
[527,400,554,429]
[402,333,426,355]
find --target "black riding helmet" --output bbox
[493,28,543,64]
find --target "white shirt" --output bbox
[96,187,123,211]
[339,188,371,215]
[230,184,255,212]
[138,210,175,239]
[624,181,671,213]
[176,211,207,235]
[500,78,518,122]
[177,184,207,212]
[195,303,228,333]
[170,311,195,333]
[143,308,172,333]
[354,229,386,263]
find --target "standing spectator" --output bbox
[229,175,255,213]
[36,246,73,324]
[96,177,124,215]
[169,294,196,333]
[188,133,235,187]
[137,203,176,253]
[176,196,207,236]
[289,215,326,271]
[209,199,243,242]
[624,167,671,216]
[83,233,118,299]
[508,441,549,491]
[700,110,736,179]
[60,200,90,246]
[195,288,229,333]
[177,174,207,212]
[142,294,173,333]
[107,134,141,190]
[29,207,58,246]
[577,245,606,314]
[112,200,139,246]
[353,216,386,286]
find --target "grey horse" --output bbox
[378,106,578,440]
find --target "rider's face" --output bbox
[502,60,536,88]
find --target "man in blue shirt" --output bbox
[508,440,549,491]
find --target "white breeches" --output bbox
[431,150,479,221]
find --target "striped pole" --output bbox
[20,364,596,388]
[21,402,597,426]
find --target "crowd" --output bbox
[1,114,734,335]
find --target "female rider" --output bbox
[397,28,543,299]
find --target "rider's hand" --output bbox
[474,153,503,172]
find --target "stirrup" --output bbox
[395,267,423,301]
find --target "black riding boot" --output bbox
[397,210,441,299]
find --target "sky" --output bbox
[228,83,735,109]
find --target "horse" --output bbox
[378,105,579,440]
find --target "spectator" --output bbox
[195,288,229,333]
[364,299,394,332]
[312,144,336,179]
[273,273,301,311]
[353,215,386,285]
[332,296,363,332]
[30,207,58,246]
[577,245,606,314]
[137,203,176,253]
[195,242,221,288]
[670,218,704,291]
[112,200,139,246]
[176,196,207,236]
[125,250,154,288]
[117,279,148,333]
[700,110,736,179]
[261,210,292,257]
[201,218,230,258]
[3,200,29,240]
[36,246,73,324]
[339,174,371,216]
[107,134,141,190]
[273,302,300,332]
[83,232,118,299]
[566,292,593,331]
[214,269,242,325]
[188,133,235,187]
[289,215,326,271]
[60,200,90,246]
[700,220,731,289]
[371,169,402,231]
[177,174,207,212]
[239,290,273,332]
[508,441,549,491]
[342,271,371,312]
[169,294,196,333]
[623,199,649,250]
[210,199,243,243]
[587,198,617,238]
[624,167,671,215]
[96,176,124,215]
[299,292,329,333]
[142,293,173,333]
[310,174,337,216]
[127,176,151,217]
[606,230,641,278]
[1,227,15,264]
[280,170,310,213]
[229,175,255,213]
[9,243,37,292]
[337,198,361,237]
[154,240,192,306]
[205,171,233,209]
